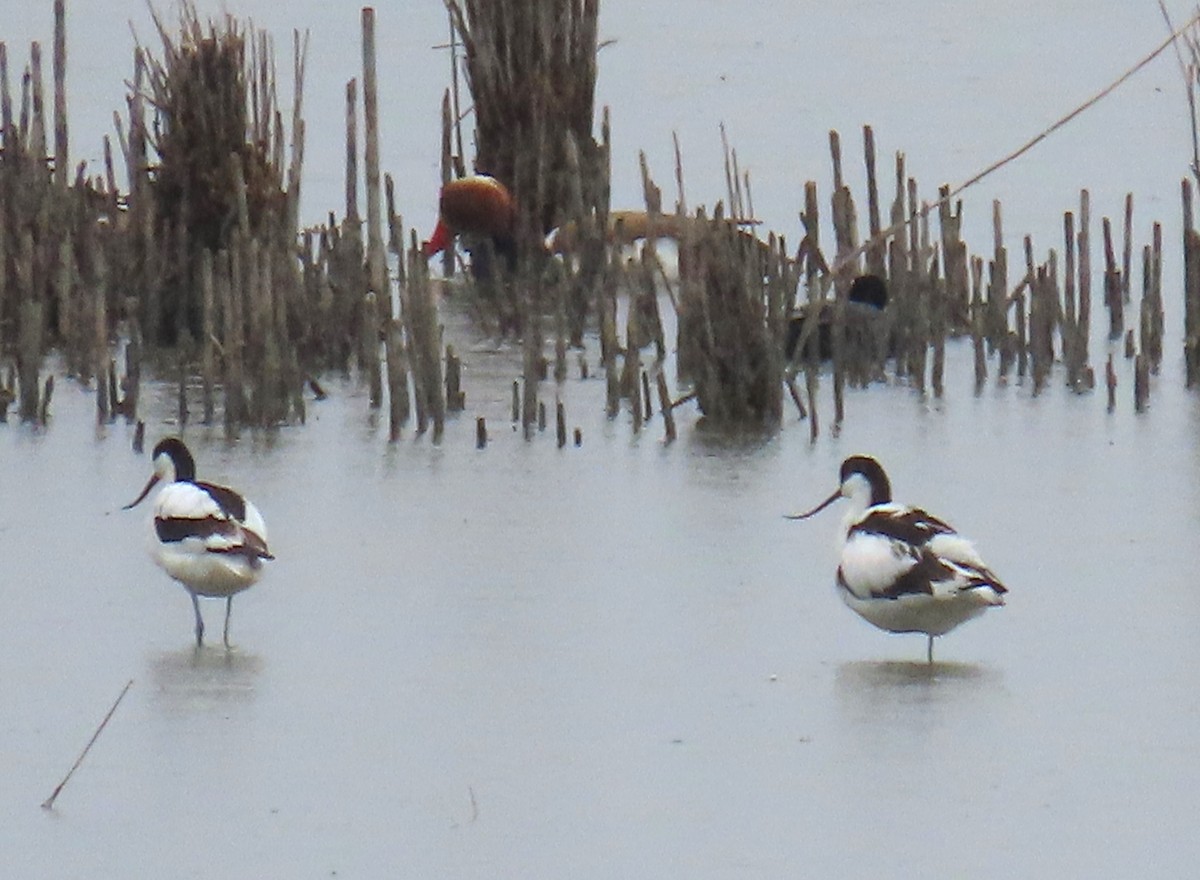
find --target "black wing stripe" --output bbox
[155,515,238,543]
[850,507,956,547]
[945,560,1008,595]
[194,481,248,522]
[240,528,274,560]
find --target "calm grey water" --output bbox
[4,1,1200,878]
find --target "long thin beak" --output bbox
[421,218,452,258]
[784,488,842,521]
[123,474,160,510]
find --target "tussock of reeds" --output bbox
[444,0,602,254]
[137,2,294,345]
[675,205,785,425]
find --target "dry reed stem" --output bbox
[41,679,134,811]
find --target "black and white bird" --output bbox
[124,438,273,648]
[789,455,1006,662]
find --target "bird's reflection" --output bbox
[829,660,1006,746]
[147,645,263,715]
[837,659,991,690]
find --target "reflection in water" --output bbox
[837,659,993,689]
[834,660,1004,728]
[148,646,263,715]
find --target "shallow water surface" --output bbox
[4,333,1200,878]
[4,1,1200,877]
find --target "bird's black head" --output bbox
[840,455,891,506]
[848,274,888,310]
[152,437,196,482]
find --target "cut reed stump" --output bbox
[1102,216,1123,340]
[445,345,465,411]
[656,370,677,443]
[1134,354,1150,412]
[1183,179,1200,386]
[403,229,446,439]
[1140,222,1164,371]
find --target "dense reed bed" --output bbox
[0,1,1188,443]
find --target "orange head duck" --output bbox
[422,175,518,268]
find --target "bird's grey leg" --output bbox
[191,592,204,647]
[223,597,233,650]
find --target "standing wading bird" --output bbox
[421,174,518,272]
[788,455,1006,663]
[124,438,273,648]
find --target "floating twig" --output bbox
[42,679,134,811]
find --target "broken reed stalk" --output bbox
[42,679,134,811]
[521,280,541,439]
[988,200,1009,356]
[1122,193,1133,304]
[52,0,67,189]
[1078,190,1093,370]
[1102,216,1123,339]
[94,249,110,421]
[385,180,414,438]
[801,180,822,439]
[361,9,387,321]
[863,125,885,278]
[445,345,465,410]
[1030,263,1051,395]
[930,252,946,398]
[970,255,986,391]
[383,315,406,441]
[601,243,620,418]
[200,249,216,423]
[1141,221,1164,370]
[39,374,54,424]
[402,224,444,440]
[1134,353,1150,411]
[1184,179,1200,385]
[1062,210,1079,386]
[361,8,394,415]
[1106,354,1118,412]
[656,370,676,442]
[554,283,568,383]
[1160,2,1200,184]
[440,89,455,278]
